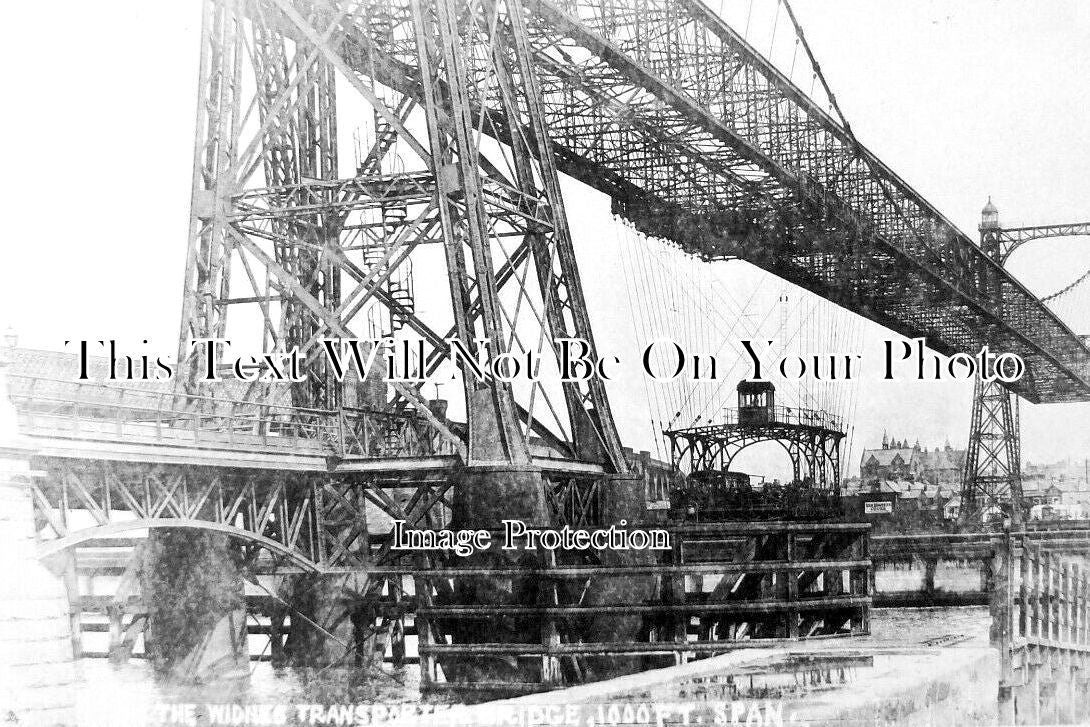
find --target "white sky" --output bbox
[1,0,1087,474]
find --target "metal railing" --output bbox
[670,406,844,434]
[7,373,456,459]
[723,406,843,431]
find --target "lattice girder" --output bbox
[335,0,1090,403]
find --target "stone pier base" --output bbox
[279,573,369,667]
[580,474,661,681]
[141,530,248,684]
[0,391,77,725]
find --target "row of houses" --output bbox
[844,474,1086,522]
[843,478,962,519]
[857,433,1089,520]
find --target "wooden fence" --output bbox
[991,534,1090,724]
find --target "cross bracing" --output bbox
[324,0,1090,404]
[178,0,633,473]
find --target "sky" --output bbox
[0,0,1087,476]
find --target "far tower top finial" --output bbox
[980,196,999,231]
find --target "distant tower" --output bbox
[882,430,888,449]
[961,197,1024,525]
[979,197,1001,259]
[962,377,1023,523]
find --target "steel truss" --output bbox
[338,0,1090,404]
[31,458,381,571]
[988,223,1090,266]
[23,424,609,572]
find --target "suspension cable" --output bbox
[1041,267,1090,303]
[780,0,854,139]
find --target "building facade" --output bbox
[859,433,965,486]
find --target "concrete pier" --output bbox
[579,473,662,681]
[140,530,249,683]
[437,465,552,685]
[279,572,369,667]
[0,368,77,726]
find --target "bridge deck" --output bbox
[20,421,604,476]
[10,372,605,476]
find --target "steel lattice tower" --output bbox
[960,202,1089,523]
[961,375,1023,524]
[961,199,1024,525]
[175,0,630,478]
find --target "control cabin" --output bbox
[737,380,776,426]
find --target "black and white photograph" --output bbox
[1,1,1088,725]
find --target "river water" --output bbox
[70,607,992,726]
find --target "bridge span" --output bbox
[333,0,1090,404]
[3,0,1090,719]
[9,366,634,573]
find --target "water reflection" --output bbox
[674,655,870,702]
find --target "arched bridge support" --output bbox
[667,415,845,493]
[28,459,370,572]
[27,455,380,675]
